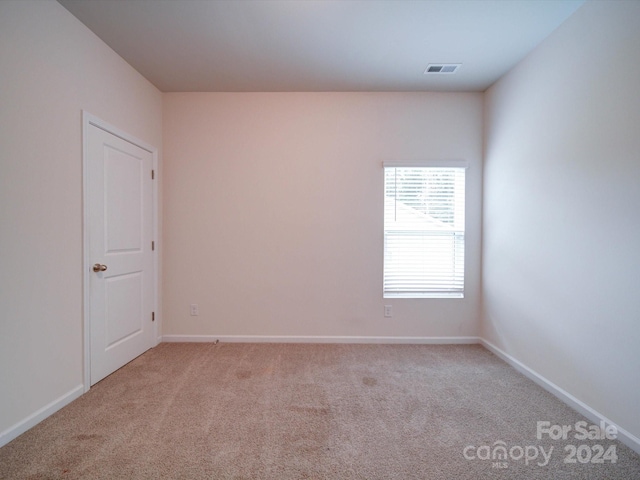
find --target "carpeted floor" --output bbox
[1,343,639,479]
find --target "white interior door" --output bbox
[86,120,155,385]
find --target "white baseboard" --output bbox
[0,384,84,449]
[480,339,640,456]
[162,334,480,345]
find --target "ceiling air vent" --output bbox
[424,63,461,74]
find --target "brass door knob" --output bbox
[92,263,108,272]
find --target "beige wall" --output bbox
[0,0,162,440]
[163,92,483,340]
[483,0,640,441]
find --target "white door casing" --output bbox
[83,112,157,388]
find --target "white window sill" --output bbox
[383,293,464,299]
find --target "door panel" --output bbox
[104,272,143,348]
[105,147,143,253]
[87,123,154,385]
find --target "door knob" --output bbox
[92,263,108,272]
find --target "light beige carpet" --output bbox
[1,343,638,479]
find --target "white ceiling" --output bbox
[58,0,585,92]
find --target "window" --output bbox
[383,163,466,298]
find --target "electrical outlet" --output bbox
[190,304,199,316]
[384,305,393,318]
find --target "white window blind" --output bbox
[383,165,465,298]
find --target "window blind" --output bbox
[383,166,465,298]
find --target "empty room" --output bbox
[1,0,639,478]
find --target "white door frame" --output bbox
[82,111,159,392]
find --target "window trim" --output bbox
[382,160,468,169]
[382,161,468,299]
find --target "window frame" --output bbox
[382,160,468,299]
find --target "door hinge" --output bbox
[152,312,155,322]
[152,240,155,251]
[151,169,155,180]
